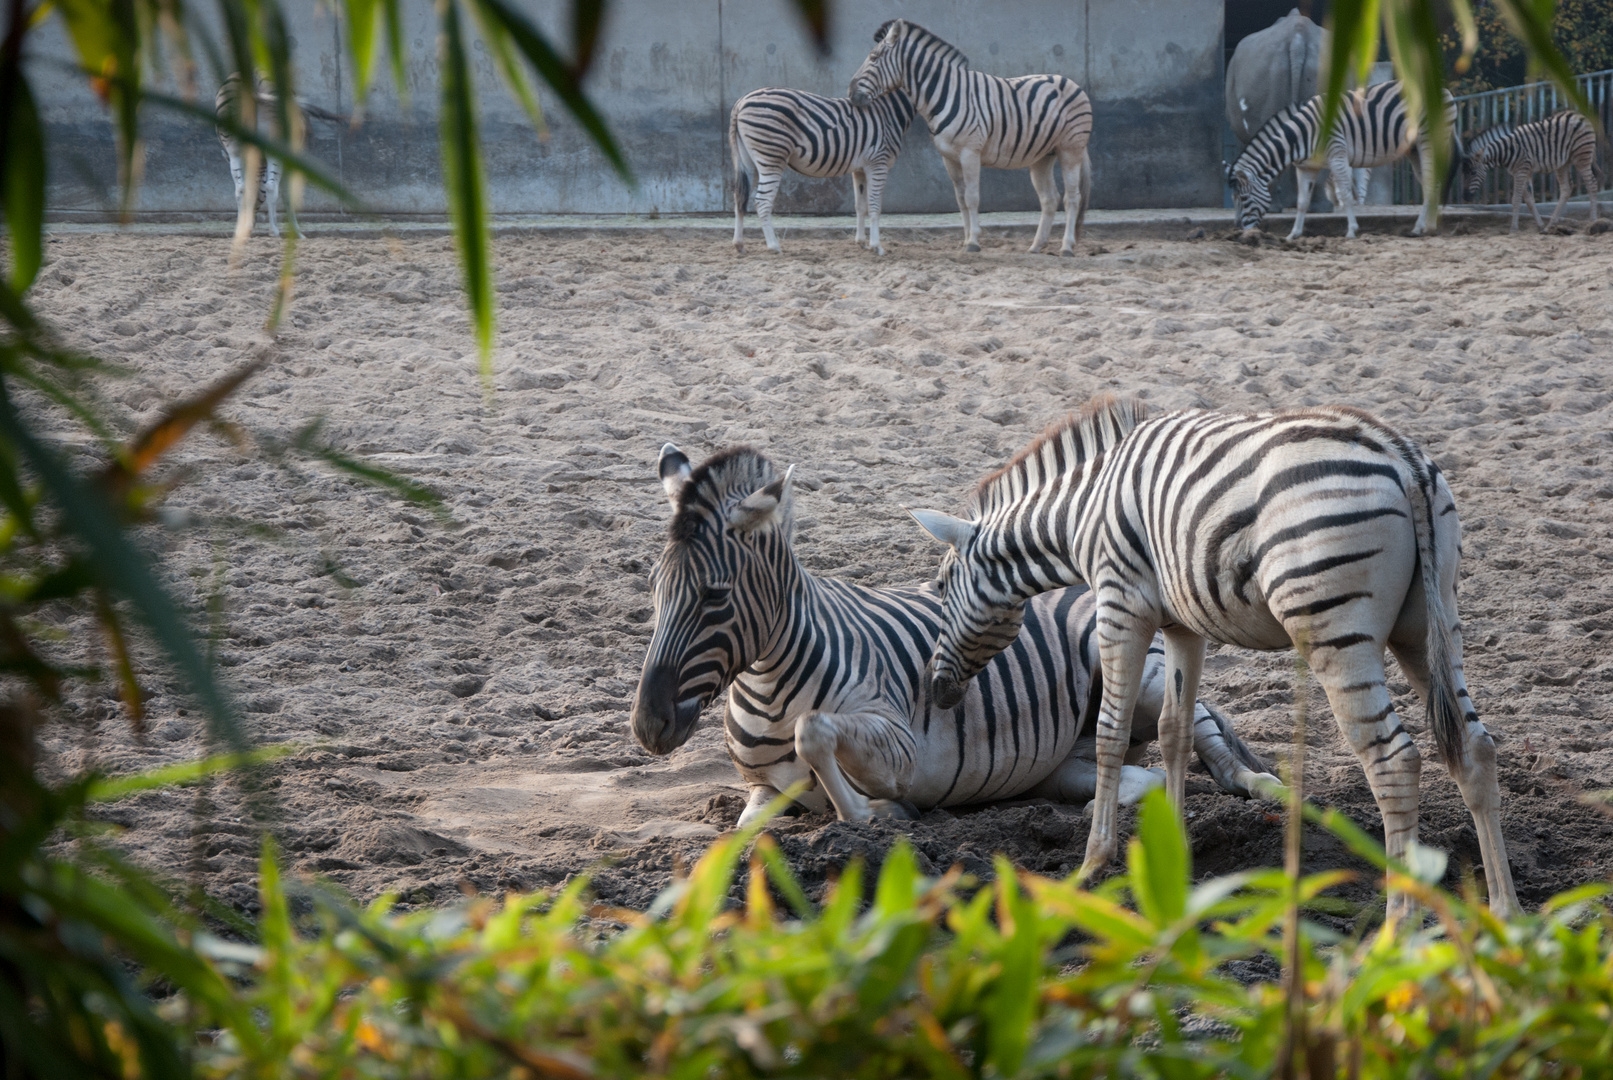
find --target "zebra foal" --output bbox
[1227,81,1454,239]
[730,88,914,256]
[908,395,1519,919]
[849,20,1092,255]
[631,445,1278,827]
[1464,110,1600,232]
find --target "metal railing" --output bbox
[1390,68,1613,206]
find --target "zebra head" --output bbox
[1227,160,1269,231]
[849,20,906,107]
[907,508,1026,709]
[1462,129,1503,202]
[631,444,796,755]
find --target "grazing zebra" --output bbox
[1463,110,1600,232]
[215,73,344,238]
[631,444,1280,828]
[848,20,1093,255]
[730,88,915,256]
[907,395,1519,919]
[1227,81,1455,239]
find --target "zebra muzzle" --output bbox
[930,672,965,710]
[631,665,706,755]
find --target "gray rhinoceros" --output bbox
[1226,8,1325,145]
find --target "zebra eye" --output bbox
[701,584,732,607]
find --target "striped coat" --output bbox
[1464,110,1600,232]
[631,446,1276,827]
[729,88,914,256]
[909,395,1519,918]
[849,20,1092,255]
[1227,81,1454,239]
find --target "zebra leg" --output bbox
[1028,746,1163,807]
[264,157,283,239]
[960,148,984,252]
[1545,166,1571,229]
[225,148,247,223]
[852,169,869,247]
[1061,147,1088,255]
[1582,160,1599,223]
[1192,702,1283,800]
[941,153,971,250]
[1520,167,1544,232]
[1026,155,1058,254]
[1157,627,1205,811]
[794,710,915,822]
[1307,640,1424,925]
[753,163,785,253]
[1079,617,1152,880]
[865,162,888,255]
[1327,155,1359,240]
[1289,166,1320,240]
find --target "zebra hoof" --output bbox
[964,242,981,253]
[1059,247,1075,257]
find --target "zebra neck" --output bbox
[743,550,817,674]
[902,54,969,134]
[978,470,1098,596]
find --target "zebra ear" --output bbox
[907,508,974,549]
[658,443,692,507]
[730,465,794,534]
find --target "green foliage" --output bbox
[21,787,1568,1080]
[1444,0,1613,93]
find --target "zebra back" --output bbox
[730,87,913,182]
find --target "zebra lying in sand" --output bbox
[630,444,1279,828]
[729,87,915,256]
[908,394,1519,918]
[214,73,345,238]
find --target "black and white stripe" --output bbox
[908,395,1519,918]
[1464,110,1600,232]
[849,20,1092,255]
[630,445,1277,827]
[729,88,914,256]
[214,73,344,239]
[1226,80,1454,239]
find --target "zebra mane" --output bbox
[882,20,969,68]
[669,446,780,541]
[972,394,1150,509]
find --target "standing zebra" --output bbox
[1463,110,1600,232]
[907,395,1519,919]
[848,20,1092,255]
[1227,81,1455,239]
[730,88,915,256]
[632,445,1279,828]
[215,73,345,238]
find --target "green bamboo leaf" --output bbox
[1492,0,1594,116]
[0,381,246,753]
[569,0,605,75]
[469,0,632,183]
[2,71,45,293]
[1129,787,1189,926]
[437,0,495,381]
[85,745,296,802]
[467,5,545,133]
[344,0,382,104]
[984,862,1041,1078]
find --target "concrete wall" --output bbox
[34,0,1226,217]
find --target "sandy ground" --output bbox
[24,219,1613,917]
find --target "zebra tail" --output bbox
[297,101,349,125]
[730,108,752,214]
[1404,450,1467,770]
